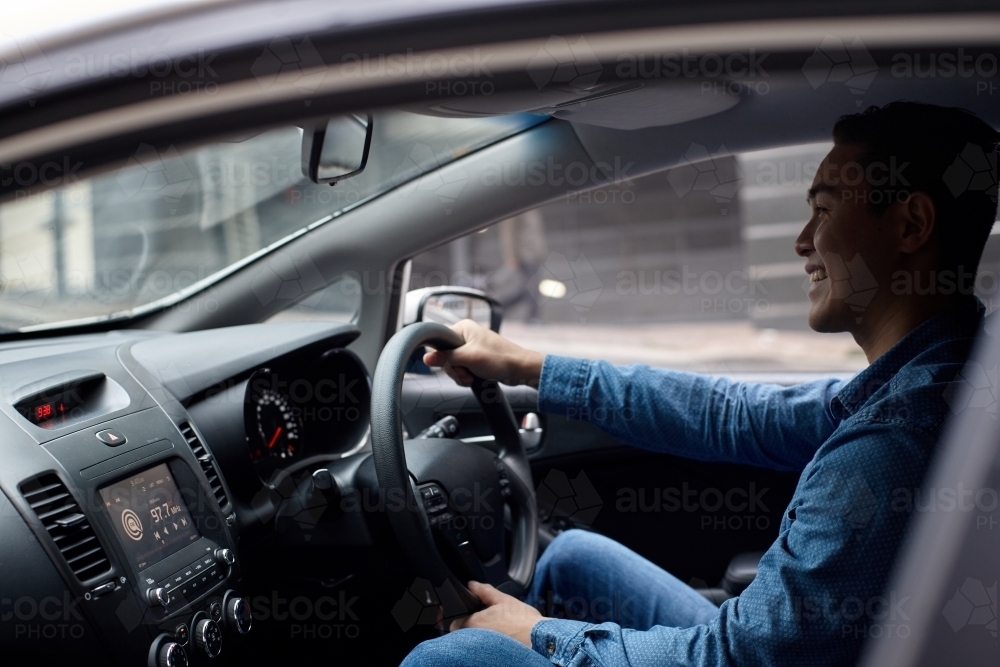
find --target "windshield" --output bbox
[0,110,541,332]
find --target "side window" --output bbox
[265,274,361,324]
[410,143,871,374]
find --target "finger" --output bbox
[467,581,506,606]
[449,616,468,633]
[450,319,476,338]
[451,366,475,386]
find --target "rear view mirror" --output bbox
[302,114,373,184]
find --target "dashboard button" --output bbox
[174,623,189,646]
[95,429,127,446]
[209,600,223,622]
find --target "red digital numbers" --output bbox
[34,403,53,420]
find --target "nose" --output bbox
[794,218,815,258]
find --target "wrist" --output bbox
[519,350,544,388]
[521,616,547,648]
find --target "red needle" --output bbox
[267,426,282,449]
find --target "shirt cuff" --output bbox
[537,355,592,416]
[530,618,591,664]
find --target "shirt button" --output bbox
[546,639,556,655]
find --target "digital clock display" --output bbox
[21,392,80,426]
[99,463,200,571]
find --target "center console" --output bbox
[20,403,250,666]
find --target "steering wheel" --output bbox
[370,322,538,620]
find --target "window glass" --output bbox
[0,110,541,332]
[411,142,882,374]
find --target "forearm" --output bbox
[537,355,840,471]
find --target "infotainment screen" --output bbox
[99,462,200,571]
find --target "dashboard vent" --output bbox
[179,422,230,510]
[20,473,112,583]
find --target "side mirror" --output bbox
[302,114,373,185]
[403,287,502,333]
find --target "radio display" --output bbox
[99,463,200,571]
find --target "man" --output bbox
[402,102,1000,667]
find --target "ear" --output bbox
[897,191,937,255]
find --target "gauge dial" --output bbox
[245,369,304,476]
[251,389,301,463]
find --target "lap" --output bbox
[400,530,720,666]
[527,529,720,630]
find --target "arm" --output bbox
[423,320,842,472]
[538,355,843,471]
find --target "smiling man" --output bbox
[402,102,1000,667]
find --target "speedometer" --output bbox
[245,369,304,478]
[252,389,301,462]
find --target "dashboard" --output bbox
[0,321,368,666]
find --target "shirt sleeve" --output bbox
[537,355,843,471]
[527,420,932,667]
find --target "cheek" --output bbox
[816,208,870,260]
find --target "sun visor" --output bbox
[413,78,740,130]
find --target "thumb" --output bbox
[423,349,451,367]
[467,581,506,606]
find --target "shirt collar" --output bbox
[831,297,985,419]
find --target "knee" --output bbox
[401,637,454,667]
[399,629,497,667]
[538,529,608,580]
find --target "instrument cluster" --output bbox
[243,348,371,484]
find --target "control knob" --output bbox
[146,587,168,607]
[158,641,189,667]
[194,618,223,658]
[226,596,253,635]
[214,548,235,565]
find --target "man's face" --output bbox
[796,143,897,334]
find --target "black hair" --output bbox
[832,102,999,289]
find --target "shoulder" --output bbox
[852,338,974,434]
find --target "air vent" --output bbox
[179,422,230,510]
[20,473,112,583]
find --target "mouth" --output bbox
[809,268,828,283]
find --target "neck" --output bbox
[853,294,964,363]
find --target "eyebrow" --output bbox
[807,183,837,201]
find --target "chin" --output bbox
[806,302,847,334]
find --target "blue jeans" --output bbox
[400,529,720,666]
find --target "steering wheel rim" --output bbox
[370,322,538,620]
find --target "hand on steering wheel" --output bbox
[421,319,544,388]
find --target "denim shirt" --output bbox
[531,298,984,667]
